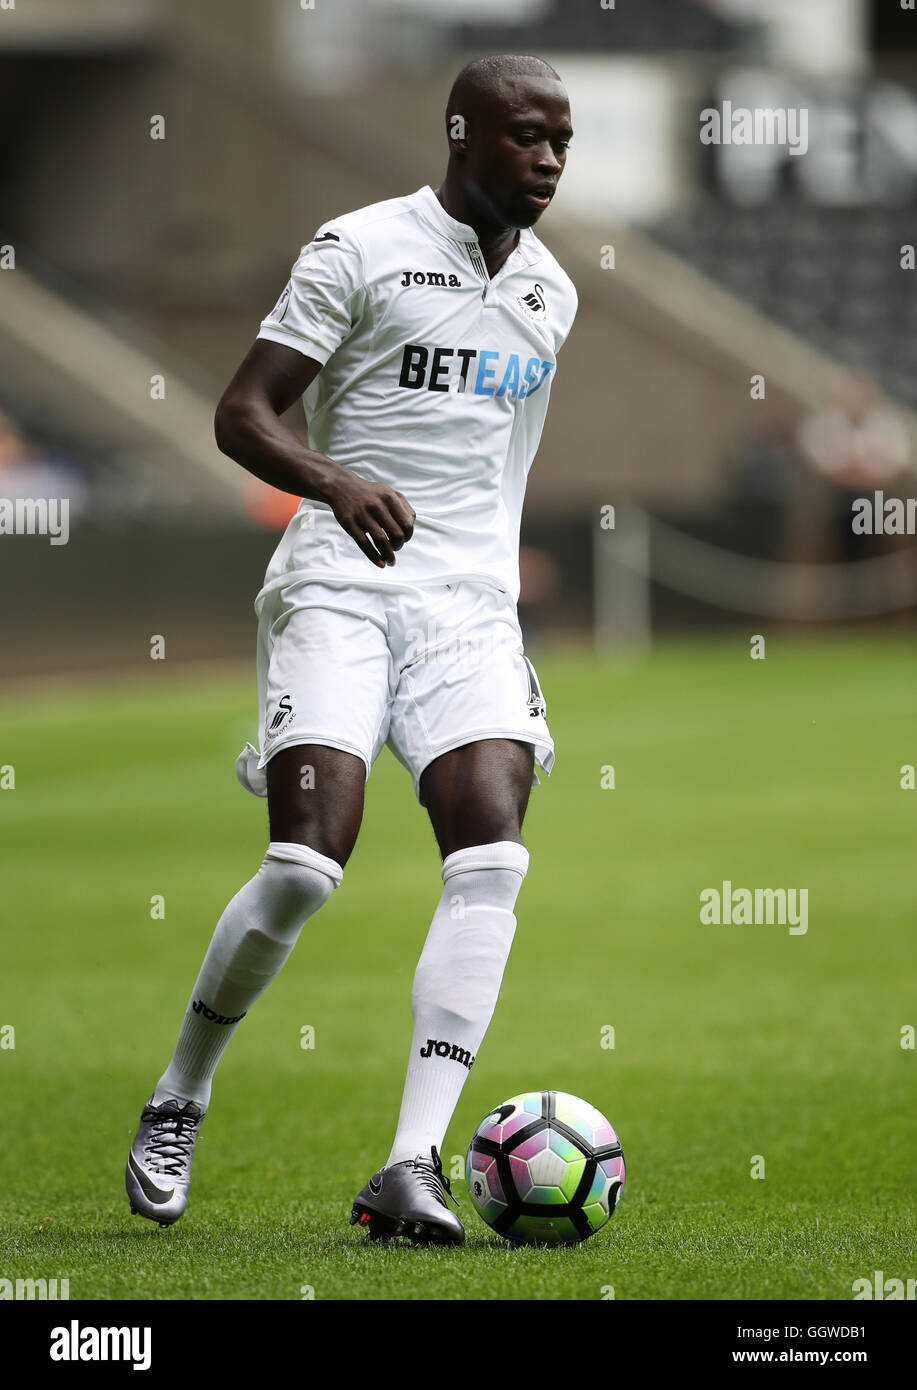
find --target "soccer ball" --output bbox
[465,1090,625,1246]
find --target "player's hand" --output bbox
[326,473,415,568]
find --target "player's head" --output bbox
[444,54,572,230]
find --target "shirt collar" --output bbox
[414,185,542,267]
[415,184,478,242]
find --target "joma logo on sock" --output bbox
[191,999,247,1025]
[419,1038,475,1069]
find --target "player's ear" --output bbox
[447,112,469,154]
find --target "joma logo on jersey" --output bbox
[399,343,553,400]
[419,1037,475,1069]
[399,270,462,288]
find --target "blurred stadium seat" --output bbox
[1,0,915,678]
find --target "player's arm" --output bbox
[214,338,414,569]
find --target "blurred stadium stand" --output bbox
[1,0,915,678]
[454,0,752,54]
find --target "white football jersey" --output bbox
[255,184,578,605]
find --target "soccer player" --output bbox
[126,54,577,1246]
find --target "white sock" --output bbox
[153,842,342,1109]
[386,841,529,1167]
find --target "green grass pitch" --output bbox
[1,634,914,1300]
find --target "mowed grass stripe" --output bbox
[0,635,914,1298]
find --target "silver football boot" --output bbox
[125,1097,205,1228]
[350,1145,465,1246]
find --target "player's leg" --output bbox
[128,585,390,1226]
[126,744,365,1227]
[154,743,363,1108]
[350,583,550,1244]
[265,742,366,855]
[418,736,534,857]
[351,739,534,1246]
[385,738,533,1159]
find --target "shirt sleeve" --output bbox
[257,222,367,365]
[554,278,578,355]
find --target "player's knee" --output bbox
[259,841,343,919]
[444,778,529,849]
[441,840,529,907]
[267,814,359,868]
[412,844,529,1024]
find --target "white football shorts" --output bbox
[235,577,554,804]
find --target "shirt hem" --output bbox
[254,566,515,614]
